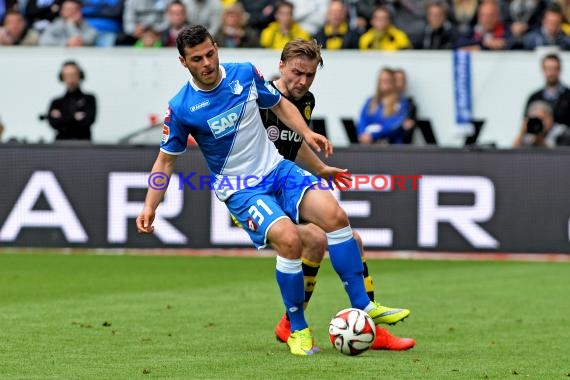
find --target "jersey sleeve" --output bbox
[251,63,281,109]
[160,105,188,155]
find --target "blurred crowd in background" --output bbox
[2,0,570,148]
[2,0,570,50]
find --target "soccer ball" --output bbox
[329,308,376,356]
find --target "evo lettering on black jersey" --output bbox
[259,81,315,161]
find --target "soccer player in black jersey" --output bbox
[264,39,415,351]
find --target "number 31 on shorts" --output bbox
[248,199,274,226]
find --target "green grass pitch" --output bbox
[0,252,568,379]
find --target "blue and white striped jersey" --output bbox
[161,62,284,201]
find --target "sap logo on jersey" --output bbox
[207,103,244,138]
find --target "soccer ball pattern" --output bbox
[329,308,376,356]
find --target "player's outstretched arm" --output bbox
[271,97,333,157]
[297,141,328,174]
[136,151,178,234]
[297,142,351,188]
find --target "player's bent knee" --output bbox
[270,231,303,259]
[326,206,350,231]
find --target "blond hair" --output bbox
[280,39,324,68]
[369,67,398,116]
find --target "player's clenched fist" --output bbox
[136,208,155,234]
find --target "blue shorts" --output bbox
[225,160,319,249]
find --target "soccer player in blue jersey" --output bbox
[136,25,410,356]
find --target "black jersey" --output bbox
[260,81,315,161]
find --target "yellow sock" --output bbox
[301,257,320,309]
[362,258,375,302]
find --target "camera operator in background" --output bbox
[524,54,570,128]
[45,61,97,141]
[513,100,567,148]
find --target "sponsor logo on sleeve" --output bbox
[164,107,172,123]
[162,125,170,143]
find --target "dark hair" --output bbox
[168,0,186,11]
[544,2,563,15]
[542,53,561,67]
[275,1,294,13]
[59,60,85,82]
[176,25,215,57]
[64,0,83,6]
[4,9,24,19]
[372,5,393,21]
[425,0,449,14]
[392,67,407,77]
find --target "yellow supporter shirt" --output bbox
[260,22,311,50]
[358,25,411,51]
[322,22,349,50]
[221,0,236,8]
